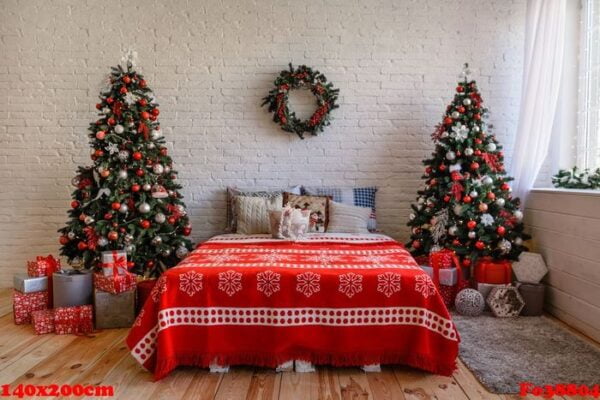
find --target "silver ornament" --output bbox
[128,121,135,127]
[468,231,477,239]
[124,234,134,243]
[84,216,95,225]
[147,142,156,149]
[138,202,151,213]
[164,165,171,174]
[464,148,474,156]
[125,244,135,254]
[176,246,189,258]
[448,226,458,236]
[469,190,478,198]
[483,176,494,185]
[97,237,109,247]
[118,169,128,179]
[117,150,129,161]
[67,231,76,240]
[463,98,472,106]
[161,248,172,257]
[154,213,166,223]
[71,177,81,187]
[486,143,497,152]
[114,124,124,134]
[515,237,523,246]
[495,198,506,207]
[446,151,456,161]
[151,236,163,246]
[453,204,463,216]
[498,239,512,253]
[514,210,523,221]
[143,183,152,191]
[119,204,129,214]
[455,289,485,317]
[152,164,164,175]
[473,125,481,132]
[451,111,460,119]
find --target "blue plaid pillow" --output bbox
[301,186,378,231]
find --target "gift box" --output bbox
[94,272,136,295]
[54,305,93,335]
[421,266,458,286]
[31,309,55,335]
[13,274,47,293]
[430,249,456,269]
[53,269,93,308]
[94,289,135,329]
[136,278,157,314]
[487,286,525,317]
[512,252,548,284]
[474,258,512,284]
[27,255,60,278]
[13,290,48,325]
[476,282,510,300]
[517,282,545,316]
[429,249,467,308]
[100,250,128,276]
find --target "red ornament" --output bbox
[452,239,461,246]
[127,261,135,269]
[425,167,432,174]
[443,195,451,202]
[135,169,145,177]
[140,220,151,229]
[107,231,119,241]
[79,214,86,222]
[132,152,143,161]
[501,183,511,191]
[123,76,131,84]
[443,117,453,125]
[95,130,106,140]
[94,149,104,157]
[470,162,480,171]
[149,115,157,121]
[430,178,437,186]
[77,241,88,251]
[160,147,168,156]
[107,118,116,126]
[95,103,102,110]
[462,258,471,267]
[475,241,485,250]
[467,220,477,230]
[140,111,150,120]
[474,113,481,120]
[478,203,488,212]
[119,227,126,233]
[145,260,154,268]
[119,87,127,94]
[474,149,482,156]
[439,164,447,171]
[183,226,192,236]
[131,184,140,192]
[112,222,118,228]
[463,195,472,203]
[456,86,464,93]
[111,202,121,211]
[106,97,114,105]
[138,98,147,107]
[168,216,176,224]
[104,212,113,220]
[486,192,496,200]
[475,138,482,145]
[412,240,421,249]
[151,108,160,116]
[70,200,80,209]
[497,226,506,236]
[59,236,69,245]
[457,106,465,113]
[139,80,147,88]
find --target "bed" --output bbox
[126,233,459,380]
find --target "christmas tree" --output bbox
[58,51,193,277]
[406,64,529,267]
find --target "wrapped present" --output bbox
[516,282,545,316]
[421,266,458,286]
[100,250,128,276]
[27,255,61,278]
[13,290,48,325]
[136,278,157,314]
[53,269,93,308]
[54,305,93,335]
[430,249,456,269]
[94,272,136,294]
[474,258,512,284]
[31,309,55,335]
[13,274,47,293]
[94,289,135,329]
[476,282,509,309]
[487,286,525,317]
[428,249,468,307]
[512,252,548,284]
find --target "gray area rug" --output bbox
[453,313,600,394]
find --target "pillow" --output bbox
[283,193,330,233]
[302,186,378,231]
[226,185,300,232]
[327,201,371,234]
[235,195,283,234]
[269,206,310,239]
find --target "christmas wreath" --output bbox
[262,64,339,139]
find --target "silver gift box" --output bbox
[13,274,47,293]
[100,250,128,276]
[420,265,458,286]
[53,269,93,308]
[94,288,135,329]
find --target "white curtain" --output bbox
[510,0,567,204]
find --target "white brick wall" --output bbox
[0,0,526,286]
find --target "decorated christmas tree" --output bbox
[406,64,529,267]
[58,51,193,277]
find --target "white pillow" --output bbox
[236,195,283,234]
[327,201,371,233]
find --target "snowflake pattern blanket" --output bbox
[126,233,459,380]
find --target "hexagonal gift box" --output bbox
[486,286,525,317]
[512,252,548,284]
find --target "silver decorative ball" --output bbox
[97,237,109,247]
[469,190,478,198]
[125,244,135,254]
[161,248,172,257]
[464,147,474,156]
[117,150,130,161]
[143,183,152,191]
[486,143,497,152]
[152,164,164,175]
[446,151,456,161]
[138,202,151,214]
[514,210,523,221]
[498,239,512,253]
[515,237,523,246]
[154,213,166,223]
[67,231,76,240]
[118,169,128,179]
[151,236,163,246]
[84,216,95,225]
[164,165,171,174]
[473,125,481,132]
[119,204,129,214]
[124,234,134,243]
[483,176,493,185]
[147,142,156,149]
[128,121,135,127]
[468,231,477,239]
[448,226,458,236]
[451,111,460,119]
[455,289,485,316]
[453,204,463,216]
[463,98,472,106]
[114,124,125,134]
[495,198,506,207]
[176,246,189,259]
[71,177,81,187]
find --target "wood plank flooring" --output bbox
[0,288,592,399]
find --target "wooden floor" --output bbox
[0,289,593,400]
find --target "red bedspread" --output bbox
[126,233,459,380]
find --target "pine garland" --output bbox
[552,167,600,189]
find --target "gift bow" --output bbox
[39,255,60,308]
[102,250,127,280]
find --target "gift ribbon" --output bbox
[39,255,60,308]
[101,250,127,282]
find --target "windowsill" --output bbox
[531,188,600,197]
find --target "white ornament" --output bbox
[455,289,485,317]
[102,107,111,115]
[409,213,416,221]
[469,190,478,198]
[67,231,76,240]
[114,125,124,134]
[84,216,95,225]
[417,197,425,204]
[463,98,472,106]
[153,164,164,175]
[117,150,129,161]
[451,111,460,119]
[468,231,477,239]
[143,183,152,191]
[105,143,119,155]
[125,244,135,254]
[124,234,134,242]
[453,204,463,216]
[473,125,481,132]
[449,163,462,173]
[124,92,137,105]
[495,198,506,207]
[138,202,151,213]
[514,210,523,221]
[151,129,162,139]
[147,142,156,149]
[498,239,512,254]
[451,124,469,142]
[446,151,456,161]
[154,213,166,223]
[448,226,458,236]
[119,204,129,214]
[515,237,523,246]
[97,237,109,247]
[164,165,171,174]
[483,176,494,185]
[118,170,128,179]
[161,248,171,257]
[486,143,497,152]
[480,213,494,227]
[151,236,163,246]
[441,132,449,139]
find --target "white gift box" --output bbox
[512,252,548,284]
[420,266,458,286]
[100,250,128,276]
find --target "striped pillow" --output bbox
[327,201,371,234]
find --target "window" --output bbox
[576,0,600,169]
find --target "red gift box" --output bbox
[54,305,93,335]
[429,249,469,308]
[13,290,48,325]
[94,272,136,294]
[474,258,512,284]
[27,255,61,278]
[136,279,157,314]
[429,249,456,269]
[31,309,55,334]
